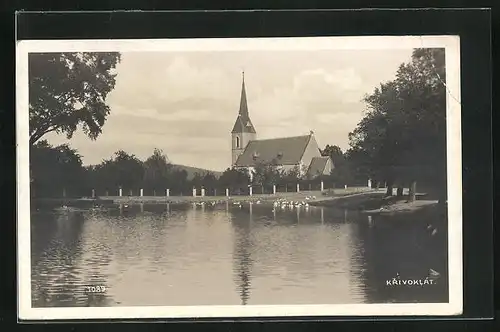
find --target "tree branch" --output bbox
[29,124,60,145]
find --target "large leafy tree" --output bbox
[348,48,446,200]
[29,52,121,145]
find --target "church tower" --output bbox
[231,72,256,166]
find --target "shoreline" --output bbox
[32,187,441,215]
[34,187,379,205]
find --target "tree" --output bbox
[30,140,86,197]
[347,48,446,201]
[169,169,189,194]
[252,161,283,193]
[321,145,343,162]
[29,52,121,145]
[218,168,250,194]
[191,172,204,188]
[113,151,144,191]
[201,172,218,194]
[143,148,172,192]
[321,145,357,187]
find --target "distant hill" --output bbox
[171,164,223,180]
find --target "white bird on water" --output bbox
[429,268,440,277]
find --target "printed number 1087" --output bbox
[85,285,106,293]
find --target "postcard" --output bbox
[16,35,462,320]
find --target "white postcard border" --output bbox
[16,35,462,320]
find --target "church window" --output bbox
[236,136,240,148]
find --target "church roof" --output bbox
[234,135,312,167]
[231,72,256,134]
[306,156,331,177]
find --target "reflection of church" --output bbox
[230,73,334,179]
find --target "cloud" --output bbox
[248,66,368,142]
[107,54,237,118]
[45,48,414,170]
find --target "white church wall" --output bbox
[300,135,323,173]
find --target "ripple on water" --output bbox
[31,204,449,307]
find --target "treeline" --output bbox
[345,48,447,201]
[28,49,447,201]
[31,145,199,198]
[30,142,357,198]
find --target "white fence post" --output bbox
[119,188,123,197]
[296,183,300,192]
[192,188,197,197]
[368,179,372,188]
[166,189,170,197]
[249,186,253,196]
[273,184,276,194]
[140,188,144,197]
[344,185,347,190]
[91,189,95,198]
[320,181,324,191]
[226,188,229,197]
[201,187,205,197]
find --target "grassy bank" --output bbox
[308,189,440,215]
[362,198,440,216]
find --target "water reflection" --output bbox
[230,205,253,305]
[31,202,448,307]
[357,210,448,303]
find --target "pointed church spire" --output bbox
[239,70,249,117]
[231,71,256,134]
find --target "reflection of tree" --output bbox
[31,210,113,307]
[229,208,254,305]
[32,210,86,306]
[354,208,449,304]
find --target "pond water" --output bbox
[30,202,448,307]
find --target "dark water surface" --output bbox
[31,202,448,307]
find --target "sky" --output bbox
[44,48,414,172]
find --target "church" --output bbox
[231,73,334,180]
